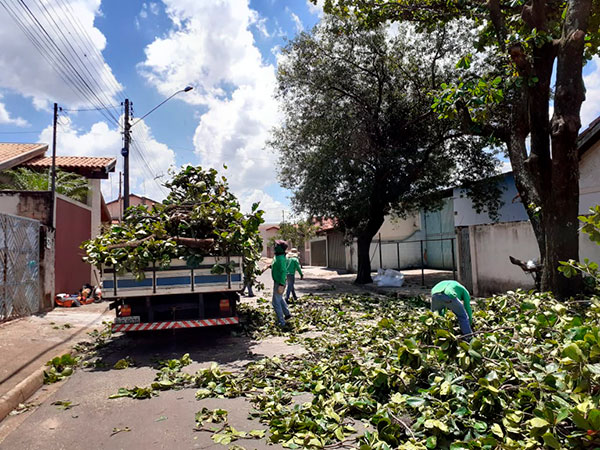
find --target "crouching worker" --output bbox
[272,240,291,328]
[431,280,473,337]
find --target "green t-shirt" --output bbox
[271,254,287,285]
[431,280,473,322]
[286,256,303,277]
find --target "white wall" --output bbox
[579,140,600,214]
[344,214,424,272]
[454,173,528,227]
[468,220,600,296]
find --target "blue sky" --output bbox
[0,0,322,222]
[0,0,598,222]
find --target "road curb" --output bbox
[0,367,46,423]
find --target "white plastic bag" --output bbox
[374,269,405,287]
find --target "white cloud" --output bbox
[0,0,122,110]
[0,95,28,127]
[306,0,324,16]
[38,116,175,202]
[239,189,287,223]
[581,56,600,128]
[149,2,160,15]
[254,16,270,37]
[290,12,303,33]
[139,0,288,217]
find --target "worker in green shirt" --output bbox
[431,280,473,336]
[271,240,291,327]
[285,248,303,304]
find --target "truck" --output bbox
[102,256,243,333]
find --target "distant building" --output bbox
[106,193,158,222]
[259,223,280,258]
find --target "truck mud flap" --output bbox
[112,316,239,332]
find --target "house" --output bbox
[259,223,280,258]
[455,117,600,295]
[106,193,158,222]
[307,206,456,273]
[0,142,115,314]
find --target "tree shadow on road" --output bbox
[85,326,259,372]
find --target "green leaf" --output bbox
[562,343,585,362]
[542,432,561,449]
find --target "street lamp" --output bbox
[122,86,193,213]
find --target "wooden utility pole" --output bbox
[122,98,130,215]
[50,102,58,228]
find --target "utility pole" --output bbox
[118,171,122,223]
[122,98,130,215]
[50,102,58,228]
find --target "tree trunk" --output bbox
[541,0,591,298]
[355,214,385,284]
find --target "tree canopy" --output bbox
[319,0,600,296]
[271,17,500,283]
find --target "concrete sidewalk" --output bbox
[0,303,112,420]
[297,266,451,298]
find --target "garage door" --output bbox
[310,240,326,266]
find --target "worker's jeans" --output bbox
[285,274,297,302]
[431,293,473,336]
[272,283,290,326]
[242,278,254,297]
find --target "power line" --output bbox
[31,0,123,125]
[61,104,121,112]
[0,0,121,127]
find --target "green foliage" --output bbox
[113,357,135,370]
[269,220,317,250]
[82,166,264,283]
[271,16,501,243]
[44,353,78,384]
[0,167,89,203]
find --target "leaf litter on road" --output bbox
[106,291,600,449]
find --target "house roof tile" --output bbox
[0,143,48,170]
[22,155,116,179]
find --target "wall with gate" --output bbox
[55,195,92,294]
[0,213,40,321]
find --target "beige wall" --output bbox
[580,140,600,213]
[467,221,600,296]
[259,224,279,257]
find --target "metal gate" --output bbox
[327,232,346,269]
[0,213,40,321]
[424,198,455,269]
[310,240,327,266]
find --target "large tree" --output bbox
[321,0,600,296]
[271,18,499,283]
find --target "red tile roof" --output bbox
[0,143,47,170]
[22,155,116,179]
[23,155,116,170]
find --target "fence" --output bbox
[369,236,457,286]
[0,213,40,321]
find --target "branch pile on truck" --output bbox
[82,166,264,332]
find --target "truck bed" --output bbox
[101,256,243,299]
